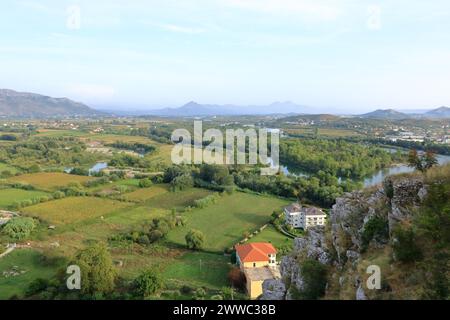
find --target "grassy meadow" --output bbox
[0,162,20,175]
[247,224,292,249]
[163,251,229,289]
[166,192,289,252]
[8,172,93,190]
[0,249,61,300]
[0,188,49,209]
[21,197,132,225]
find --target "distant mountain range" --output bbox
[1,88,449,119]
[424,106,450,118]
[360,107,450,119]
[0,89,104,118]
[146,101,310,116]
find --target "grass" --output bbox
[34,129,87,137]
[145,144,173,165]
[0,249,61,300]
[21,197,132,225]
[247,224,292,250]
[115,179,141,187]
[80,134,157,144]
[145,187,213,210]
[163,251,230,289]
[166,192,289,252]
[8,172,93,190]
[104,206,169,226]
[0,188,49,209]
[0,162,20,175]
[125,185,169,202]
[286,127,362,137]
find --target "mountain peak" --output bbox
[360,109,409,119]
[425,106,450,117]
[0,88,102,118]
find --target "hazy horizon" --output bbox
[1,0,450,113]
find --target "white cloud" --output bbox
[222,0,342,21]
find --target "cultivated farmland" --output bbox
[8,172,93,190]
[125,185,169,202]
[21,197,132,225]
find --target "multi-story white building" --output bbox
[284,203,327,230]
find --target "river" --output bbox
[271,154,450,187]
[88,162,108,175]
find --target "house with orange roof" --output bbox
[235,242,280,299]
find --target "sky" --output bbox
[1,0,450,113]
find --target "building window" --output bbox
[253,263,256,267]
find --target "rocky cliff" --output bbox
[261,170,448,300]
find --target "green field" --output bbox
[247,224,292,250]
[0,249,61,299]
[8,172,93,190]
[0,184,289,297]
[286,127,362,137]
[0,188,49,209]
[125,185,169,202]
[166,192,289,252]
[34,129,88,137]
[80,133,158,144]
[163,251,229,289]
[22,197,132,225]
[145,187,213,210]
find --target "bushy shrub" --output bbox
[133,268,163,297]
[69,167,89,176]
[2,217,37,240]
[137,235,150,245]
[361,216,389,251]
[25,278,50,297]
[74,243,116,295]
[392,227,423,263]
[185,229,205,250]
[193,193,221,208]
[138,178,153,188]
[296,259,328,300]
[52,191,65,199]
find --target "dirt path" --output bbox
[0,246,15,259]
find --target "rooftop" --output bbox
[244,266,281,281]
[285,203,302,213]
[303,207,326,216]
[235,242,277,263]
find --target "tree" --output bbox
[2,217,36,240]
[74,243,116,295]
[138,178,153,188]
[227,267,246,290]
[408,149,422,171]
[69,167,89,176]
[133,268,163,297]
[392,227,422,263]
[185,229,205,250]
[170,174,194,191]
[297,259,328,300]
[408,149,438,172]
[424,150,438,170]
